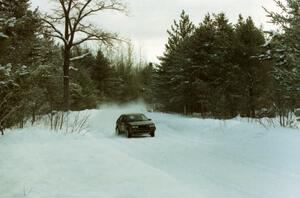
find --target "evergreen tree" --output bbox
[138,63,155,104]
[0,0,42,131]
[90,50,112,100]
[26,35,63,122]
[234,15,267,117]
[0,0,40,65]
[179,14,215,114]
[262,0,300,123]
[156,10,195,112]
[70,49,98,110]
[0,63,31,133]
[208,13,236,117]
[186,13,237,116]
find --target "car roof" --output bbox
[121,113,146,117]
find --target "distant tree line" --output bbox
[154,2,300,122]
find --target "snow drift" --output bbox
[1,103,300,198]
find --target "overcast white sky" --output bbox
[31,0,278,63]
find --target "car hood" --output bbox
[128,121,154,126]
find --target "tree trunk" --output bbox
[31,106,36,126]
[248,85,255,118]
[1,128,3,136]
[63,46,71,111]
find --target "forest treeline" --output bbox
[154,3,300,122]
[155,12,268,118]
[1,0,300,133]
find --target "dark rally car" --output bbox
[115,113,156,138]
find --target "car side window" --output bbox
[117,116,123,123]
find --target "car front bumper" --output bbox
[130,128,156,134]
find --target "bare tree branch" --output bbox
[72,28,120,46]
[42,18,67,44]
[69,0,93,43]
[70,52,91,62]
[41,0,127,111]
[79,0,125,21]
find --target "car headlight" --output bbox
[131,125,139,129]
[149,124,155,128]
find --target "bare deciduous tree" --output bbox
[42,0,126,111]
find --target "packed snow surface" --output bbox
[1,104,300,198]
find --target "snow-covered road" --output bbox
[1,104,300,198]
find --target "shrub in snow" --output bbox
[0,64,31,134]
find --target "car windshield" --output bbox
[126,114,149,122]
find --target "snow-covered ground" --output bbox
[1,104,300,198]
